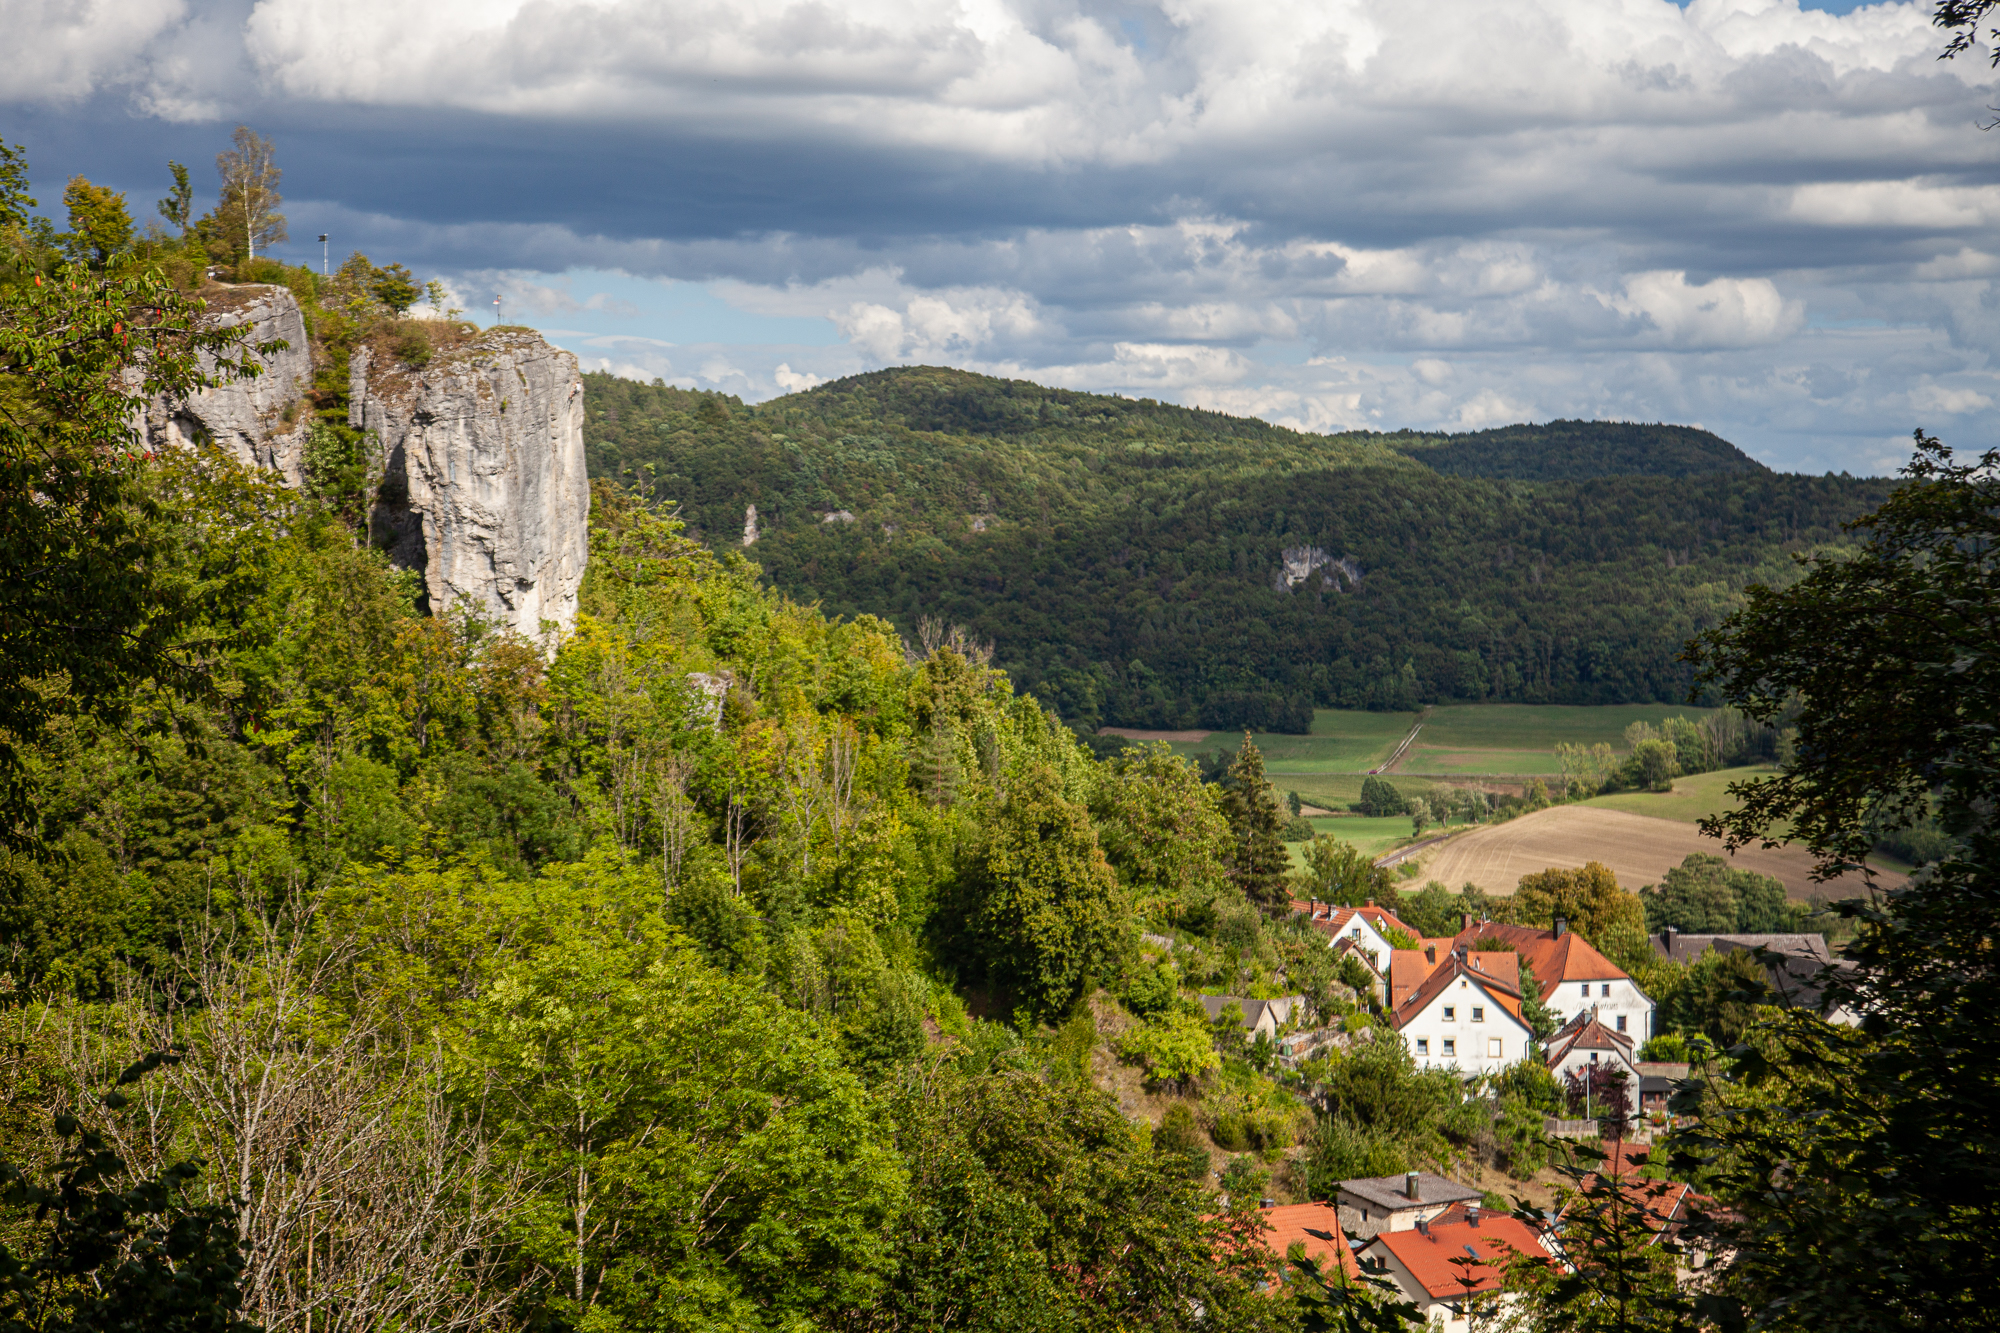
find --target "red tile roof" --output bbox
[1563,1145,1698,1247]
[1545,1014,1635,1066]
[1370,1213,1552,1298]
[1387,947,1525,1029]
[1291,900,1420,942]
[1255,1203,1363,1281]
[1450,922,1629,996]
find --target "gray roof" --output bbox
[1651,933,1852,1014]
[1335,1172,1482,1212]
[1198,995,1302,1031]
[1651,932,1830,966]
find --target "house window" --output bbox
[1489,1038,1502,1058]
[1601,984,1612,997]
[1616,1014,1628,1033]
[1442,1039,1456,1057]
[1443,1006,1455,1020]
[1581,984,1589,997]
[1472,1006,1485,1022]
[1416,1039,1430,1056]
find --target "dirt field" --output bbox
[1408,805,1902,899]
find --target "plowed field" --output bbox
[1408,805,1900,899]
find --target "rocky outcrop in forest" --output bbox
[352,334,589,637]
[139,285,315,487]
[143,285,589,639]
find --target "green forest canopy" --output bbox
[582,367,1888,731]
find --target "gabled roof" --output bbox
[1256,1203,1362,1280]
[1450,922,1630,994]
[1544,1011,1636,1067]
[1292,899,1420,943]
[1563,1145,1698,1248]
[1388,949,1527,1031]
[1369,1213,1552,1298]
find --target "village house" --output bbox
[1292,898,1420,977]
[1543,1010,1642,1115]
[1453,918,1656,1040]
[1386,943,1536,1075]
[1635,1060,1690,1117]
[1652,927,1857,1024]
[1362,1202,1554,1331]
[1198,994,1305,1043]
[1334,1171,1484,1240]
[1562,1143,1714,1273]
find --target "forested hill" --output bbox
[1385,420,1769,481]
[583,367,1888,730]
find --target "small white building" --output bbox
[1197,994,1304,1042]
[1544,1010,1642,1115]
[1387,946,1535,1076]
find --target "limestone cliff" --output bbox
[350,334,589,636]
[139,284,314,486]
[143,284,590,640]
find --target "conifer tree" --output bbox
[1221,733,1290,911]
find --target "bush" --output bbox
[1152,1102,1210,1180]
[1281,814,1316,841]
[1115,1007,1220,1087]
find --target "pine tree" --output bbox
[1221,733,1290,912]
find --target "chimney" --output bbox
[1461,912,1474,933]
[1424,945,1436,964]
[1553,916,1569,938]
[1663,925,1677,955]
[1260,1197,1276,1210]
[1405,1172,1421,1201]
[1416,1218,1430,1237]
[1365,898,1374,908]
[1467,1204,1481,1227]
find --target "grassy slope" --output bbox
[1580,764,1769,824]
[1400,702,1720,776]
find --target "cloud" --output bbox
[6,0,1999,472]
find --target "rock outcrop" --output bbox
[142,283,590,640]
[139,284,314,486]
[351,333,588,637]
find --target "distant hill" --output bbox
[583,367,1886,731]
[1386,420,1769,482]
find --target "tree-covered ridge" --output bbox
[582,369,1887,727]
[1387,419,1770,481]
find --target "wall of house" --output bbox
[1548,1047,1642,1114]
[1399,977,1533,1075]
[1543,976,1653,1041]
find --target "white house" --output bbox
[1544,1011,1642,1115]
[1294,898,1419,976]
[1386,946,1536,1076]
[1453,919,1656,1042]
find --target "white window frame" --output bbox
[1443,1006,1455,1020]
[1488,1037,1502,1058]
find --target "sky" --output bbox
[6,0,2000,474]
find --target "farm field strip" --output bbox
[1411,805,1898,900]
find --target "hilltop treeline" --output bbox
[583,368,1888,729]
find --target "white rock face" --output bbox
[139,285,314,486]
[1273,546,1363,593]
[350,332,589,638]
